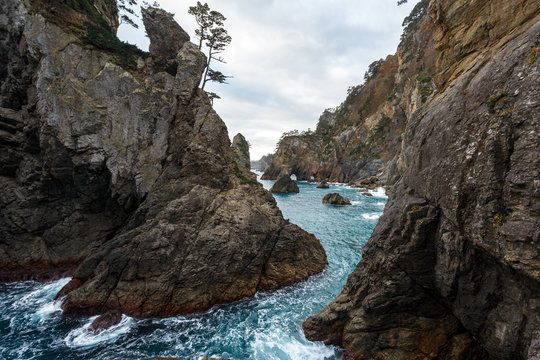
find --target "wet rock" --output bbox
[270,175,299,194]
[316,181,329,189]
[322,193,351,206]
[89,309,122,334]
[361,192,372,197]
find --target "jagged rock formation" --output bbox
[270,175,299,194]
[322,193,350,206]
[231,133,251,170]
[250,153,274,172]
[0,0,326,317]
[303,0,540,359]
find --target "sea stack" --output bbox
[270,175,300,194]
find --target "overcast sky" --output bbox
[118,0,419,160]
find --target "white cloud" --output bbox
[117,0,420,159]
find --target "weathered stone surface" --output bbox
[304,0,540,358]
[142,7,191,75]
[0,0,327,318]
[89,309,122,334]
[322,193,351,206]
[231,133,251,170]
[316,181,329,189]
[270,175,299,194]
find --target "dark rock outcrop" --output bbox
[89,309,122,334]
[304,0,540,359]
[270,175,300,194]
[0,0,327,318]
[322,193,351,206]
[316,181,329,189]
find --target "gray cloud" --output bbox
[118,0,420,159]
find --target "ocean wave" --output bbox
[361,213,381,220]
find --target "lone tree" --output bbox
[188,2,232,95]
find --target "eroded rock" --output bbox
[322,193,351,206]
[270,175,299,194]
[316,181,329,189]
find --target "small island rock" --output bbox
[270,175,300,193]
[317,181,330,189]
[322,193,351,206]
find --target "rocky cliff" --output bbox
[303,0,540,359]
[0,0,326,318]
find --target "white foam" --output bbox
[16,278,70,307]
[65,314,134,348]
[251,328,335,360]
[362,213,381,220]
[369,187,387,198]
[32,297,64,323]
[376,202,385,206]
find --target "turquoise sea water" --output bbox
[0,175,386,360]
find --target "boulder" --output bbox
[361,192,372,197]
[322,193,351,206]
[316,181,329,189]
[270,175,299,194]
[89,310,122,334]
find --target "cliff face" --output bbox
[303,0,540,359]
[262,52,404,184]
[0,0,327,317]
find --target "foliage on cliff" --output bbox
[29,0,146,70]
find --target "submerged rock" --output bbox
[0,0,326,318]
[270,175,300,194]
[89,310,122,334]
[322,193,351,206]
[316,181,329,189]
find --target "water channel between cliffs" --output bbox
[0,173,387,360]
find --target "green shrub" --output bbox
[486,91,509,113]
